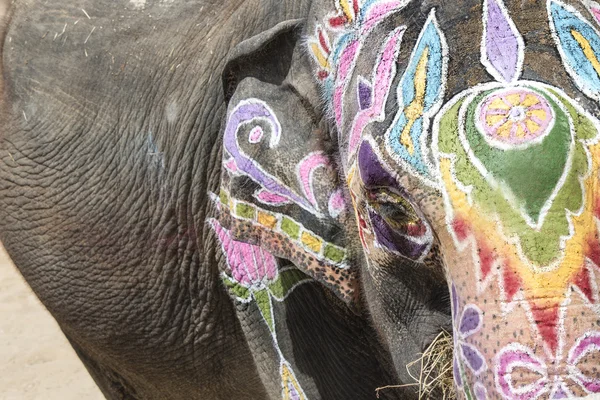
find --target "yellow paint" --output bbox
[257,212,277,229]
[489,97,511,110]
[301,231,323,253]
[496,120,513,137]
[282,364,306,400]
[527,109,547,121]
[522,94,540,108]
[310,43,330,69]
[486,114,505,126]
[526,119,540,135]
[571,29,600,78]
[400,48,429,155]
[506,93,521,105]
[340,0,354,22]
[440,143,600,309]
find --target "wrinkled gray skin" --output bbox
[0,1,451,399]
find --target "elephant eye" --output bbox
[367,188,421,230]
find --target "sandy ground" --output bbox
[0,244,104,400]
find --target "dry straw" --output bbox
[376,330,456,399]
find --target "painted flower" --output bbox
[495,332,600,399]
[452,285,487,390]
[210,219,310,331]
[478,88,554,146]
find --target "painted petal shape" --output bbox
[297,152,331,210]
[385,9,447,178]
[254,289,275,333]
[211,219,279,287]
[255,189,293,206]
[282,363,307,400]
[549,0,600,102]
[567,332,600,393]
[328,189,347,218]
[474,382,488,400]
[459,305,483,337]
[268,269,311,301]
[460,342,486,375]
[223,99,314,211]
[482,0,524,83]
[453,356,463,388]
[496,344,548,400]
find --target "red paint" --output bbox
[585,235,600,270]
[328,15,348,28]
[477,238,496,281]
[318,29,330,54]
[573,266,595,303]
[502,263,522,301]
[529,303,560,355]
[318,70,330,80]
[452,218,471,242]
[352,0,359,17]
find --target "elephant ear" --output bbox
[213,20,359,306]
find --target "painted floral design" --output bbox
[495,332,600,399]
[451,285,487,393]
[211,219,310,399]
[478,88,554,146]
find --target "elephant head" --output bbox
[214,0,600,398]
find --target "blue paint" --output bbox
[386,14,445,176]
[550,0,600,101]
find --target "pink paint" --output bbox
[591,5,600,25]
[255,189,293,206]
[248,126,264,143]
[224,158,239,173]
[362,1,407,33]
[568,332,600,393]
[210,220,278,288]
[297,152,331,209]
[328,189,346,218]
[347,26,406,159]
[496,345,548,400]
[334,40,360,126]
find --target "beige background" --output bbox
[0,244,104,400]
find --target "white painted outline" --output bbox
[480,0,525,84]
[473,87,557,151]
[494,342,550,400]
[384,8,449,191]
[548,0,600,103]
[431,80,600,275]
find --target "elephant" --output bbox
[1,0,600,398]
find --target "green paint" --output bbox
[219,188,229,205]
[236,203,256,219]
[324,244,346,263]
[269,269,310,301]
[222,276,252,301]
[465,89,571,223]
[254,289,275,333]
[436,86,597,266]
[281,217,300,239]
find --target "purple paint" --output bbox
[459,305,482,336]
[358,77,373,110]
[460,343,485,374]
[223,100,313,210]
[369,211,430,259]
[551,385,568,399]
[357,140,398,189]
[474,382,487,400]
[484,0,522,83]
[453,357,463,388]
